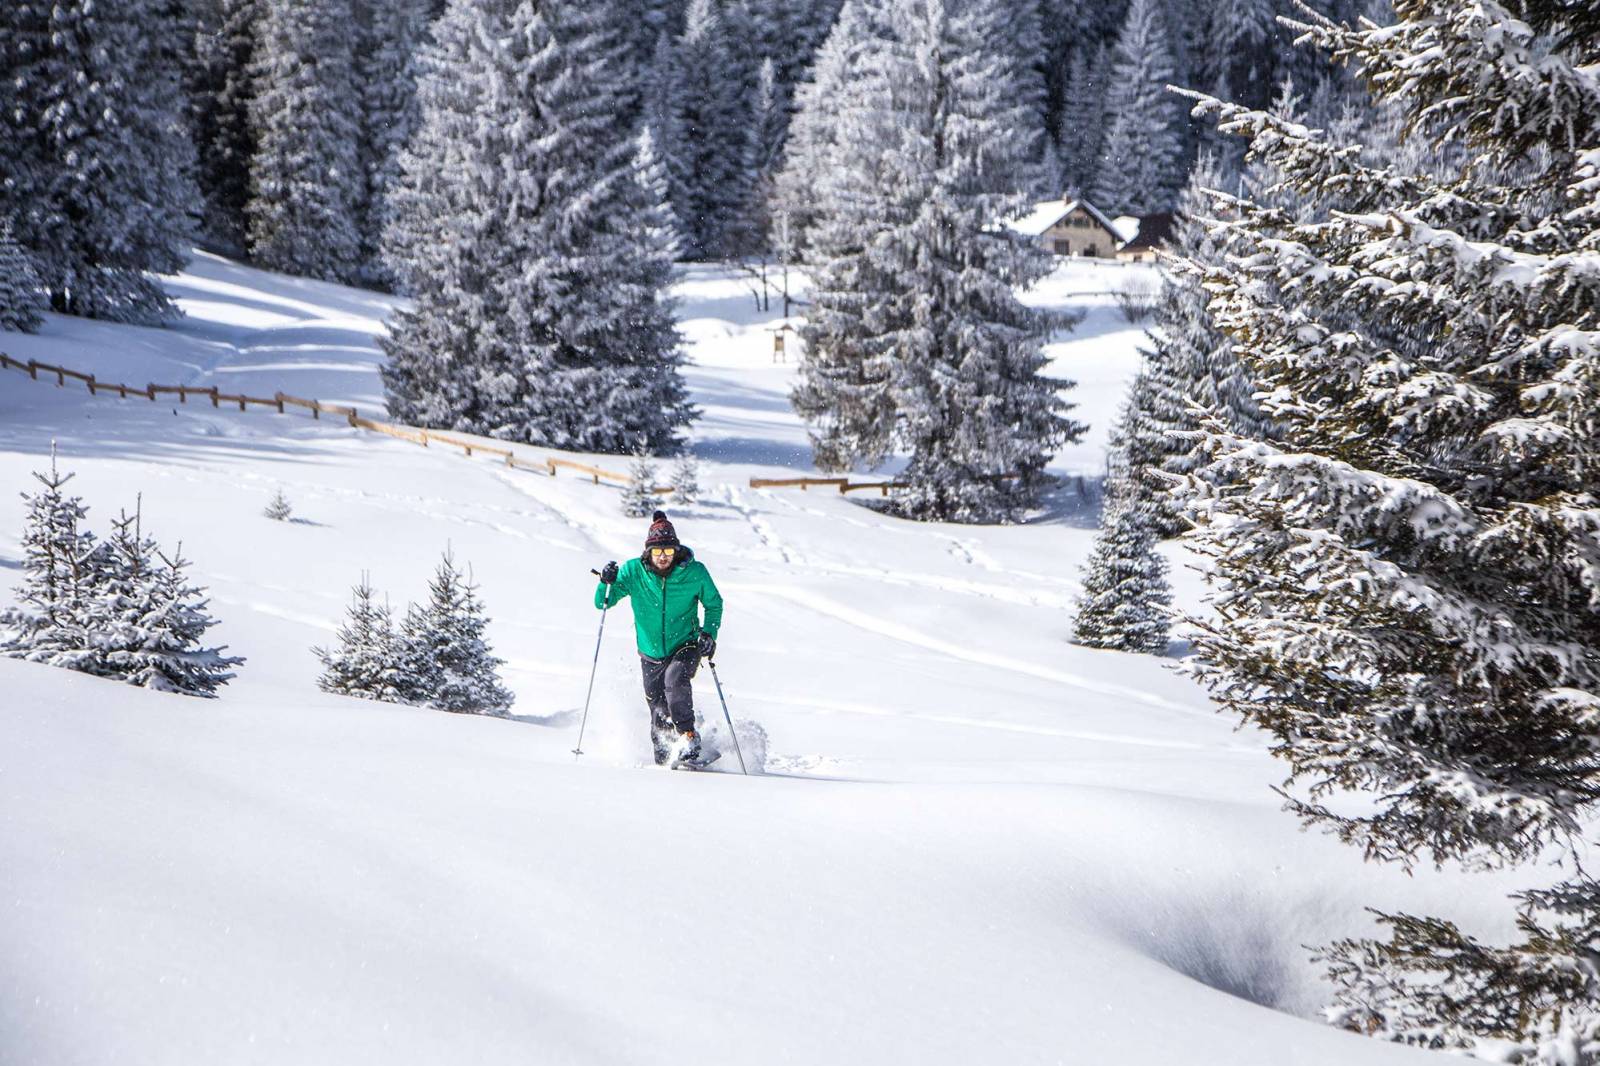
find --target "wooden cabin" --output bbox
[1006,198,1126,258]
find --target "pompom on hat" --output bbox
[645,510,679,549]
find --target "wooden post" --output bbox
[117,384,127,398]
[209,387,219,407]
[274,392,285,414]
[86,375,96,395]
[346,407,357,427]
[179,386,189,404]
[28,361,38,380]
[54,367,64,386]
[773,331,786,364]
[420,430,428,447]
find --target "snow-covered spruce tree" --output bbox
[1189,0,1279,112]
[1177,2,1600,1058]
[791,0,919,472]
[128,543,242,695]
[0,0,198,323]
[771,1,875,261]
[246,0,364,282]
[670,452,701,504]
[634,127,684,264]
[1073,449,1172,653]
[621,451,663,519]
[666,0,757,260]
[1091,0,1186,215]
[189,0,260,254]
[1124,151,1265,536]
[381,0,693,454]
[357,0,434,285]
[798,0,1082,521]
[88,502,172,684]
[0,453,101,670]
[315,575,405,701]
[396,551,513,715]
[1057,45,1108,197]
[0,221,47,333]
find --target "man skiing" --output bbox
[595,510,724,766]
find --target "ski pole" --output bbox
[573,569,611,758]
[706,658,748,775]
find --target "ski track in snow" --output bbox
[739,689,1251,752]
[946,536,1003,571]
[724,484,804,565]
[731,580,1196,715]
[714,486,1073,608]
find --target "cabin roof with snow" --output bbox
[1006,198,1123,240]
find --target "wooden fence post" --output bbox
[86,375,96,395]
[274,393,285,413]
[209,387,219,407]
[28,361,38,380]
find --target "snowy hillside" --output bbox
[0,255,1513,1065]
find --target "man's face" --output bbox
[649,546,677,571]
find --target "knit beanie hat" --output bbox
[645,510,679,549]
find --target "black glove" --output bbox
[697,633,716,661]
[599,561,618,584]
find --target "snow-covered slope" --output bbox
[0,256,1511,1065]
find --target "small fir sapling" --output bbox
[622,450,663,518]
[1073,460,1172,654]
[315,574,404,701]
[395,549,513,715]
[669,452,700,505]
[130,543,243,696]
[263,488,293,521]
[0,449,101,669]
[90,501,165,681]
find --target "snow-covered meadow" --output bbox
[0,255,1517,1065]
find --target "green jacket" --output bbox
[595,546,723,660]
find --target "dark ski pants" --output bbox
[640,644,700,737]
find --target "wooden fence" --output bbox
[1,350,1028,501]
[0,352,677,494]
[749,473,1020,496]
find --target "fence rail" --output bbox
[749,472,1022,496]
[0,351,678,494]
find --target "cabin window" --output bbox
[1053,239,1070,254]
